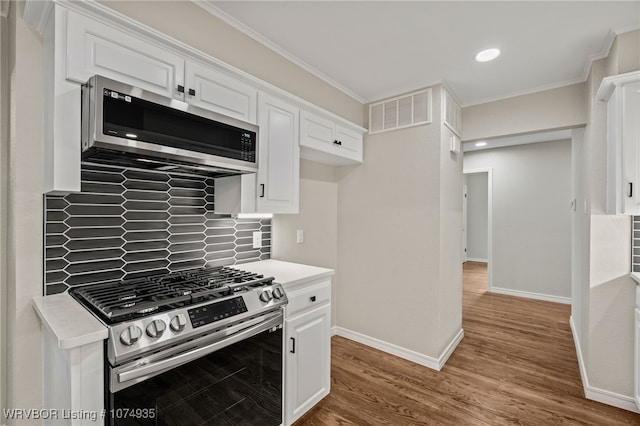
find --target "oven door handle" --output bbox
[117,313,282,386]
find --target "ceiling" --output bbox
[202,1,640,106]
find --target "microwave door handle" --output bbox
[116,313,282,386]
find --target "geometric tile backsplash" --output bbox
[44,163,271,295]
[634,216,640,273]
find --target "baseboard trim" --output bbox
[333,326,464,371]
[490,286,571,304]
[438,329,465,369]
[465,258,487,263]
[570,316,640,414]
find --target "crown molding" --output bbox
[194,0,365,104]
[22,0,54,33]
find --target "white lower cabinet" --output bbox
[284,280,331,425]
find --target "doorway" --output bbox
[463,168,493,291]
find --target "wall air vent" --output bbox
[369,88,432,135]
[443,88,462,137]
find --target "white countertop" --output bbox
[238,259,334,288]
[33,293,108,350]
[632,272,640,285]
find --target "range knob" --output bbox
[120,325,142,346]
[259,290,273,303]
[272,287,284,300]
[146,319,166,338]
[170,314,187,333]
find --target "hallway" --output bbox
[294,262,640,425]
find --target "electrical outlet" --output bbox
[296,230,304,244]
[252,231,262,249]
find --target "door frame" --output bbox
[463,167,493,291]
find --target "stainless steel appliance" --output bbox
[81,75,259,177]
[70,266,287,425]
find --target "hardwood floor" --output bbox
[294,261,640,425]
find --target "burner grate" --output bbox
[70,266,271,323]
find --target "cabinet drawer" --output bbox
[286,280,331,318]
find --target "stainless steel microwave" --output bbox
[81,75,258,176]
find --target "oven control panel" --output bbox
[188,296,248,328]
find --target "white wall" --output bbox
[0,6,8,422]
[464,140,572,301]
[6,1,44,418]
[437,120,464,354]
[581,30,639,400]
[571,128,589,348]
[464,173,488,261]
[336,86,463,362]
[462,83,587,142]
[271,160,339,325]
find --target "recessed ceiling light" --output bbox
[475,48,501,63]
[475,142,488,147]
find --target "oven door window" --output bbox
[108,327,282,425]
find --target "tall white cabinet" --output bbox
[256,94,300,214]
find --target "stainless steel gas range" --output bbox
[70,266,287,425]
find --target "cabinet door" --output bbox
[257,93,300,214]
[300,110,363,166]
[300,111,335,149]
[335,124,364,163]
[635,308,640,410]
[66,9,184,99]
[285,305,331,425]
[622,82,640,214]
[185,62,258,124]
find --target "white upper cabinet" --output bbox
[257,93,300,214]
[66,9,185,99]
[66,9,258,124]
[597,71,640,215]
[35,3,364,196]
[300,110,363,165]
[185,62,258,124]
